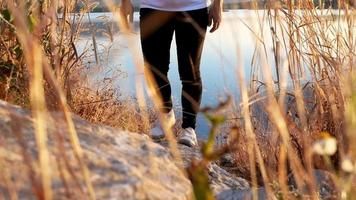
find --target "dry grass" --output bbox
[216,1,356,198]
[0,0,150,199]
[0,0,149,129]
[71,82,151,134]
[0,0,356,200]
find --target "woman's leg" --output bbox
[175,8,208,129]
[140,8,176,113]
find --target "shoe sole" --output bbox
[178,138,196,147]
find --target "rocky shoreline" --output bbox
[0,100,252,199]
[0,100,340,199]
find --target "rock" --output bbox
[0,100,254,200]
[313,170,338,199]
[0,100,192,200]
[217,188,267,200]
[208,164,251,199]
[288,170,338,199]
[160,141,250,199]
[219,153,236,168]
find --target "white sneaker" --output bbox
[150,109,176,139]
[177,127,198,147]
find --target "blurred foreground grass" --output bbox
[0,0,356,199]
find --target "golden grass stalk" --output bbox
[29,45,52,200]
[3,1,96,199]
[235,43,274,199]
[43,64,97,200]
[41,5,97,199]
[4,1,53,198]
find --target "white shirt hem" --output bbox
[140,3,211,12]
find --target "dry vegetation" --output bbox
[0,1,149,199]
[0,0,149,131]
[217,1,356,198]
[0,0,356,199]
[71,83,151,133]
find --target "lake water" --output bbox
[76,10,334,138]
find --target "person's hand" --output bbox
[208,0,222,33]
[119,0,134,30]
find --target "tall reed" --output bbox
[1,0,99,199]
[233,0,355,198]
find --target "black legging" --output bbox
[140,7,208,129]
